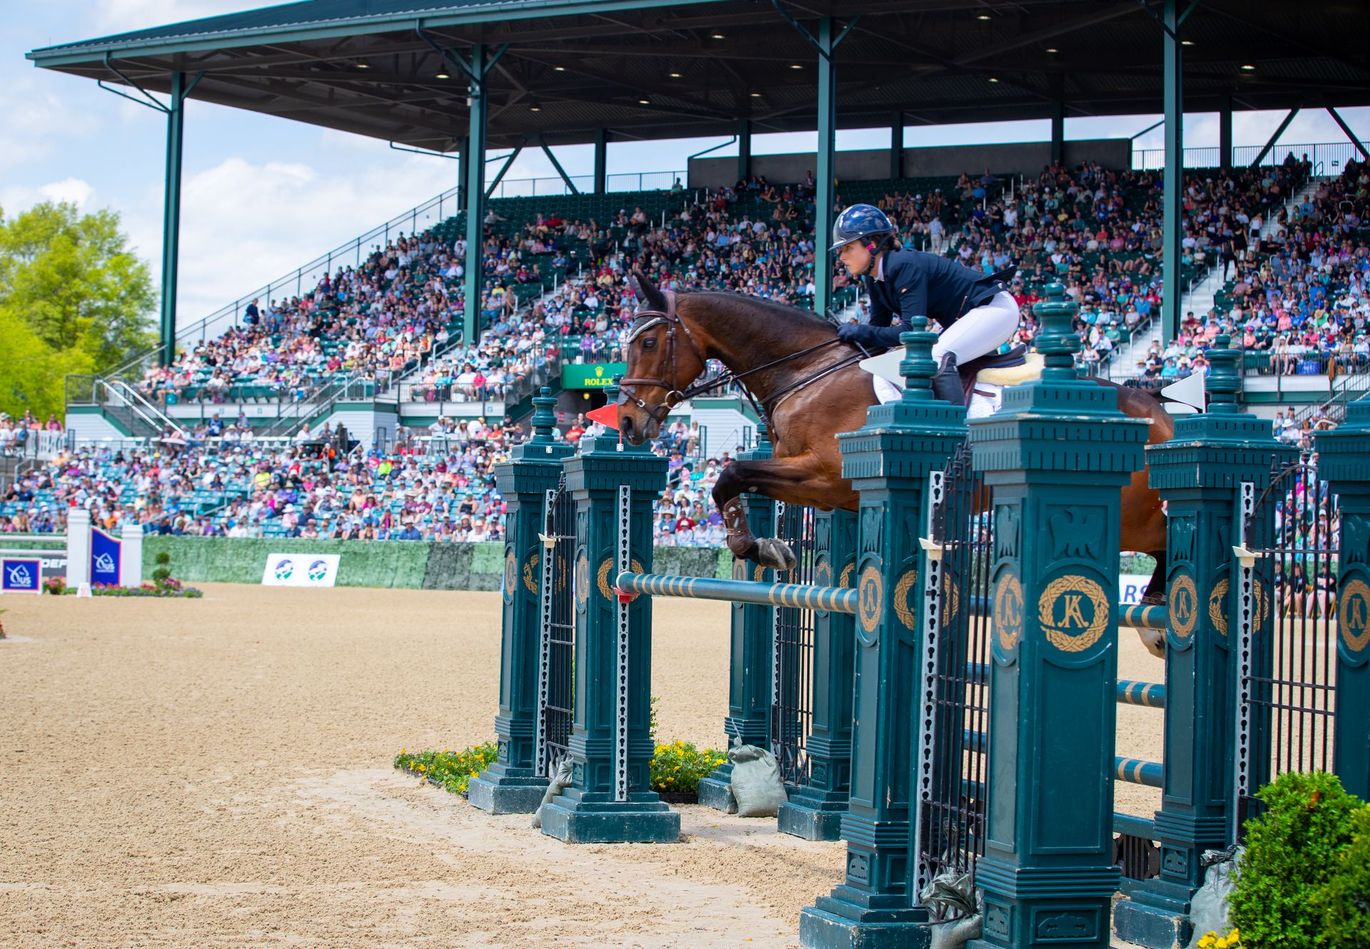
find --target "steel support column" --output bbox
[1327,107,1369,161]
[594,128,608,193]
[814,18,837,318]
[457,135,469,212]
[463,43,487,345]
[737,118,752,182]
[1051,104,1065,164]
[889,112,903,179]
[1160,0,1183,344]
[1220,100,1233,170]
[159,71,187,368]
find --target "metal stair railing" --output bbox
[258,375,353,438]
[97,379,187,438]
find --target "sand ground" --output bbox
[0,583,1163,948]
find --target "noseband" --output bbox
[619,290,709,423]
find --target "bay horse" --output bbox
[615,271,1174,599]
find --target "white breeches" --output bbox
[931,291,1021,363]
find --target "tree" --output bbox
[0,202,156,375]
[0,305,94,420]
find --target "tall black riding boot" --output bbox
[930,353,964,406]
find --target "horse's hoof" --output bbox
[756,538,798,573]
[1135,627,1166,660]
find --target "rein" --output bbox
[619,290,853,428]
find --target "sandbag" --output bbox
[727,744,787,818]
[1186,847,1243,948]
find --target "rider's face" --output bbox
[838,241,871,277]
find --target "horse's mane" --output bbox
[678,290,837,334]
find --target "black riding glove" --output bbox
[837,321,907,350]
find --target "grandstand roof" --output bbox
[28,0,1370,151]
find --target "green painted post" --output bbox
[159,71,186,368]
[540,386,679,843]
[1114,337,1294,947]
[814,17,836,318]
[801,319,967,948]
[699,432,777,812]
[462,45,486,346]
[1314,401,1370,800]
[1161,0,1183,345]
[470,387,576,813]
[966,284,1148,949]
[779,508,857,840]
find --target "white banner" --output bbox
[262,553,340,588]
[1118,573,1154,605]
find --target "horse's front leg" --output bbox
[713,456,850,573]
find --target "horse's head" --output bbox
[617,270,708,445]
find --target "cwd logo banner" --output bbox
[1,558,42,595]
[261,553,340,588]
[90,528,122,586]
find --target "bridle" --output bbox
[619,288,858,428]
[618,290,711,423]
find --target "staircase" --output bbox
[96,379,186,439]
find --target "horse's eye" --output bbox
[642,337,657,350]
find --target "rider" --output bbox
[831,204,1019,405]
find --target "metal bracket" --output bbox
[416,27,508,88]
[98,55,202,114]
[1137,0,1202,40]
[919,536,945,562]
[770,1,859,60]
[389,141,458,160]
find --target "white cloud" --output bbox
[121,153,460,330]
[0,79,104,174]
[0,177,97,216]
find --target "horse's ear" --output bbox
[631,266,668,312]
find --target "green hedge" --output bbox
[140,537,731,590]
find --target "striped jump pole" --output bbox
[614,572,859,615]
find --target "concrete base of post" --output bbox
[539,788,680,844]
[466,770,549,815]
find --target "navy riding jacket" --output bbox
[859,250,1015,348]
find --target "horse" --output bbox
[615,270,1175,599]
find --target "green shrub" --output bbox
[650,740,726,795]
[394,742,498,795]
[1314,805,1370,948]
[1229,771,1364,949]
[155,551,171,566]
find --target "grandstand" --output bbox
[9,148,1367,548]
[15,0,1370,549]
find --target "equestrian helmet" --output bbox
[831,204,895,251]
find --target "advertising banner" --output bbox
[90,528,122,586]
[1,558,42,595]
[561,362,627,389]
[261,553,341,588]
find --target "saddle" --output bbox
[956,344,1032,404]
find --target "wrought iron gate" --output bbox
[1237,458,1341,828]
[913,444,994,905]
[535,474,576,778]
[771,501,817,786]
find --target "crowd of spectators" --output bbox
[0,411,64,457]
[1130,156,1370,387]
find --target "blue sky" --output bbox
[5,1,1367,328]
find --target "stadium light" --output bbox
[669,72,683,78]
[1181,39,1195,46]
[750,91,762,98]
[790,64,803,70]
[1045,48,1059,54]
[711,32,725,39]
[1240,63,1256,71]
[638,98,650,104]
[976,14,991,20]
[554,65,566,71]
[356,63,370,70]
[435,72,450,79]
[988,77,1000,83]
[529,103,542,112]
